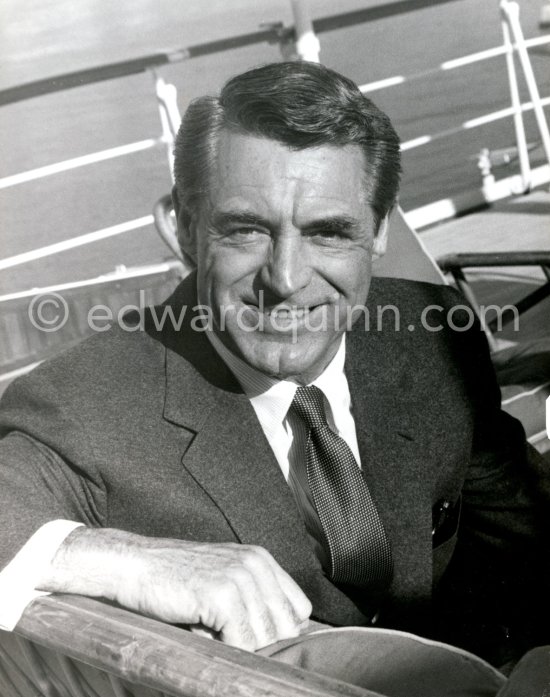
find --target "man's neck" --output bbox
[206,331,346,397]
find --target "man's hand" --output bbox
[37,527,312,651]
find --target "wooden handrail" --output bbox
[13,595,380,697]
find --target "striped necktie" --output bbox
[291,385,393,589]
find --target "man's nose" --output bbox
[260,234,312,298]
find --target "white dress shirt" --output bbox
[0,333,361,630]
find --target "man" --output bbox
[0,61,548,674]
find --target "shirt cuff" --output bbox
[0,520,84,631]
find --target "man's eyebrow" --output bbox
[302,216,361,233]
[212,211,271,228]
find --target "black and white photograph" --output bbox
[0,1,549,695]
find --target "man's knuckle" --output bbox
[241,546,273,571]
[255,607,278,636]
[277,597,300,624]
[227,565,254,588]
[236,550,259,570]
[215,579,241,606]
[299,596,313,619]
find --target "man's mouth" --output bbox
[266,307,311,320]
[238,301,329,334]
[244,299,324,313]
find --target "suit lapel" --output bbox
[169,358,317,572]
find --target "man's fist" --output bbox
[39,528,312,651]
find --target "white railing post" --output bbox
[290,0,320,62]
[501,1,550,169]
[500,3,531,192]
[153,72,182,181]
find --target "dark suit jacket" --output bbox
[0,274,548,663]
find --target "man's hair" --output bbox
[173,61,401,232]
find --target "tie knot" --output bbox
[292,385,328,430]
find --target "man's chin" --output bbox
[227,334,340,383]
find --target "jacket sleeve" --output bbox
[0,363,107,573]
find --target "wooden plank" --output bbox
[15,595,382,697]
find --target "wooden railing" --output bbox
[0,595,381,697]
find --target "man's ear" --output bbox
[172,185,197,263]
[372,215,389,259]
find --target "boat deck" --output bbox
[419,189,550,343]
[421,189,550,263]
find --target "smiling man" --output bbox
[184,132,381,383]
[0,62,548,681]
[173,65,394,386]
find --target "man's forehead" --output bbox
[214,130,365,173]
[206,130,370,214]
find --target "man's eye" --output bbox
[224,227,264,241]
[307,229,347,243]
[316,229,340,237]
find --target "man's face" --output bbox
[184,130,383,384]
